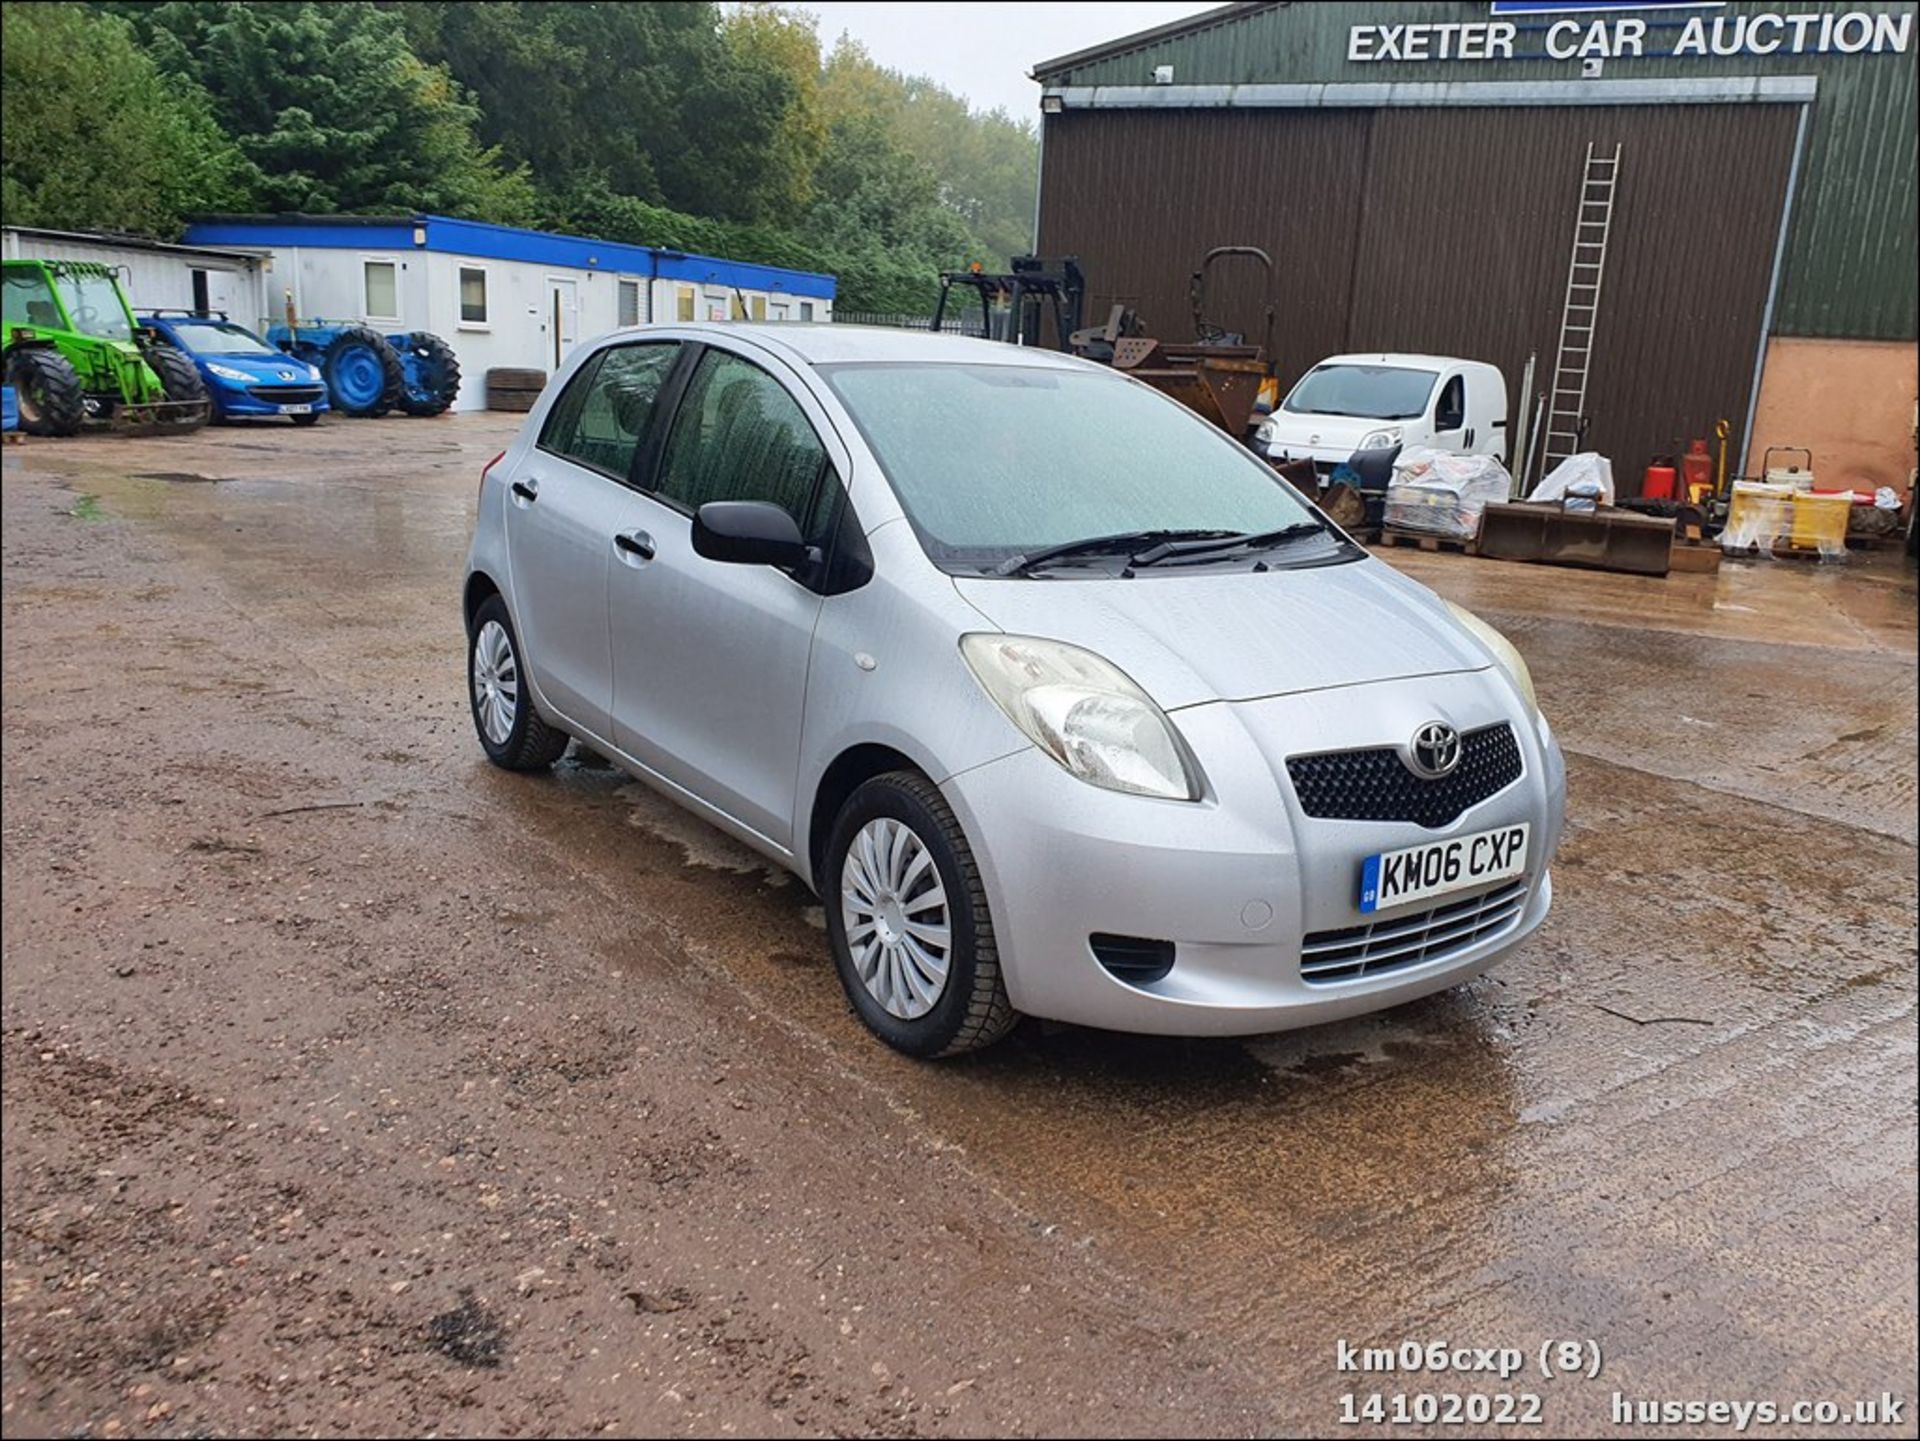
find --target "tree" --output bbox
[718,4,826,224]
[109,1,536,221]
[398,2,798,226]
[1,5,244,237]
[815,36,1037,264]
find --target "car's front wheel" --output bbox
[467,595,570,771]
[825,772,1018,1057]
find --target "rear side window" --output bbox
[538,342,679,480]
[653,350,826,527]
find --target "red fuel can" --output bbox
[1641,459,1678,501]
[1680,438,1713,502]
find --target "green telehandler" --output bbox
[2,258,210,436]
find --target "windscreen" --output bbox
[170,321,279,357]
[1283,364,1438,421]
[823,363,1327,571]
[52,271,132,341]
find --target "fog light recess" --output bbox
[1090,933,1176,986]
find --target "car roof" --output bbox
[615,322,1095,371]
[1314,352,1492,370]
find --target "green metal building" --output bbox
[1033,0,1918,491]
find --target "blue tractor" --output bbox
[265,322,461,418]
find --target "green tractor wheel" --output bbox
[144,345,211,430]
[5,348,86,437]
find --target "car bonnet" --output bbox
[950,558,1490,710]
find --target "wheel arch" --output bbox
[463,569,502,634]
[807,742,930,891]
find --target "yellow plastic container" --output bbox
[1788,491,1851,556]
[1722,480,1793,554]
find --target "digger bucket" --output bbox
[1125,355,1268,436]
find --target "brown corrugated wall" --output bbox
[1038,103,1799,486]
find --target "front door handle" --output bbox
[1465,427,1475,448]
[511,479,539,504]
[615,530,655,562]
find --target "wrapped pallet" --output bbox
[1385,447,1513,541]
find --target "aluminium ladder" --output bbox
[1539,142,1622,479]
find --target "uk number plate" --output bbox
[279,403,313,414]
[1359,822,1529,914]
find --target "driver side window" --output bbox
[653,350,829,531]
[1435,375,1465,431]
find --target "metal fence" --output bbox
[833,310,987,337]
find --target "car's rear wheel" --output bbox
[825,772,1018,1057]
[467,595,570,771]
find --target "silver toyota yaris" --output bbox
[463,325,1565,1057]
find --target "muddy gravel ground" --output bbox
[3,415,1915,1439]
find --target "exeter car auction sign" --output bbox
[1348,8,1914,62]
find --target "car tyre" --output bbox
[467,595,570,771]
[825,772,1018,1058]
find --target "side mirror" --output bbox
[692,500,811,569]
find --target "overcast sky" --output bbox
[794,2,1220,119]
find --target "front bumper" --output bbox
[940,671,1564,1037]
[212,379,329,418]
[1258,441,1355,473]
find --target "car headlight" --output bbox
[1359,426,1403,451]
[1443,601,1538,714]
[206,363,253,383]
[960,634,1203,800]
[1254,416,1278,445]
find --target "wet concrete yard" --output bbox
[3,415,1915,1437]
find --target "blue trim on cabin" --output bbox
[182,213,836,300]
[186,218,422,253]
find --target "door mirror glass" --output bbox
[692,500,810,568]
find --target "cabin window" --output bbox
[364,260,398,320]
[458,266,488,325]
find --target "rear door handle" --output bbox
[615,530,655,562]
[511,479,539,504]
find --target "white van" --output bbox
[1254,353,1508,478]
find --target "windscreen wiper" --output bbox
[1131,522,1327,566]
[994,529,1237,576]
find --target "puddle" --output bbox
[615,780,790,882]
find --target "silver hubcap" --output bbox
[841,817,951,1021]
[471,620,518,746]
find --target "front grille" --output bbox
[1286,722,1522,829]
[1301,880,1528,984]
[247,384,326,403]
